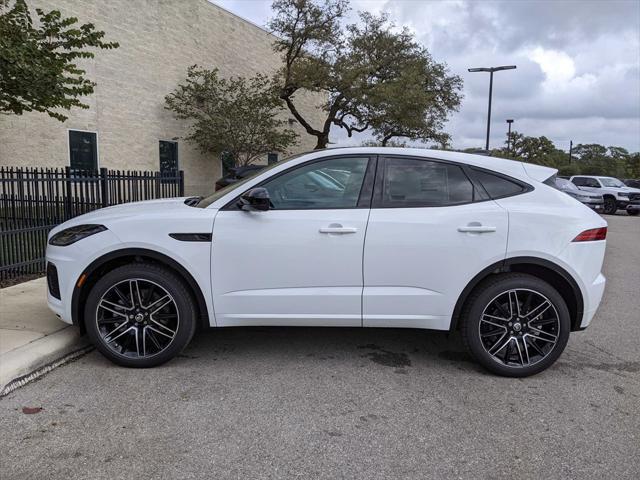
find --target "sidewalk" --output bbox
[0,277,90,395]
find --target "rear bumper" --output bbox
[579,273,606,329]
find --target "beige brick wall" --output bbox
[0,0,325,195]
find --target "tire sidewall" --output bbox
[463,274,570,377]
[603,197,617,215]
[84,264,196,368]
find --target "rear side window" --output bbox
[380,158,481,207]
[471,168,527,199]
[572,177,587,186]
[572,177,600,188]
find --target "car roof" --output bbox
[305,147,556,183]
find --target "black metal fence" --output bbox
[0,167,184,282]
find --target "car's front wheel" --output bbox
[84,263,197,367]
[461,273,570,377]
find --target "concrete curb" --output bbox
[0,327,92,396]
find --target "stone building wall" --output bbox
[0,0,325,195]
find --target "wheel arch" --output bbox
[450,257,584,333]
[71,248,210,333]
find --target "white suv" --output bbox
[46,148,608,377]
[570,175,640,215]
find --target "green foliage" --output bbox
[165,66,298,167]
[269,0,462,149]
[488,131,640,179]
[0,0,118,121]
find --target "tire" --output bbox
[461,273,570,377]
[84,263,197,368]
[603,197,617,215]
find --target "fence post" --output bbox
[64,166,72,220]
[100,168,108,208]
[179,170,185,196]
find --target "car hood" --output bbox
[614,186,640,194]
[52,197,194,231]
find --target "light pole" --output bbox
[468,65,517,151]
[506,119,514,154]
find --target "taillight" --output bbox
[572,227,607,242]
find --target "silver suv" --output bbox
[570,176,640,215]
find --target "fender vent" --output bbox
[169,233,212,242]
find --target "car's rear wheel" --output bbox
[461,273,570,377]
[84,263,197,367]
[603,197,617,215]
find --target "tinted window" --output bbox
[382,158,476,207]
[261,157,369,210]
[69,131,97,171]
[472,168,526,198]
[159,141,178,174]
[572,177,599,188]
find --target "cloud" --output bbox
[211,0,640,151]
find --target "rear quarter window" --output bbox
[470,168,529,199]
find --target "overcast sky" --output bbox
[212,0,640,152]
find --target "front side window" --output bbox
[261,157,369,210]
[599,177,624,188]
[69,130,98,171]
[381,158,477,207]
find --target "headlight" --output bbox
[618,192,629,198]
[49,224,107,246]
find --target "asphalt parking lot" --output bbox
[1,215,638,480]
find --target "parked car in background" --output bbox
[570,175,640,215]
[46,148,609,377]
[555,178,603,211]
[215,165,265,191]
[622,178,640,189]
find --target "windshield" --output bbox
[599,177,625,188]
[195,152,308,208]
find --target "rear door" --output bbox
[362,156,509,330]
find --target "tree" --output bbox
[165,66,298,167]
[269,0,462,149]
[492,131,640,179]
[0,0,118,121]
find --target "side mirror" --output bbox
[238,188,270,211]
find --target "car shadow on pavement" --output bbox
[169,326,485,374]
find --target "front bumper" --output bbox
[582,201,603,211]
[46,229,122,325]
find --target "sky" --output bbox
[211,0,640,152]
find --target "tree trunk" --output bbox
[314,133,329,150]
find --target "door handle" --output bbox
[319,225,358,234]
[457,225,497,233]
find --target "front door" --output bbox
[363,156,509,330]
[211,156,374,327]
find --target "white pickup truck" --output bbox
[570,175,640,215]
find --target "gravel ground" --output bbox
[1,215,638,480]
